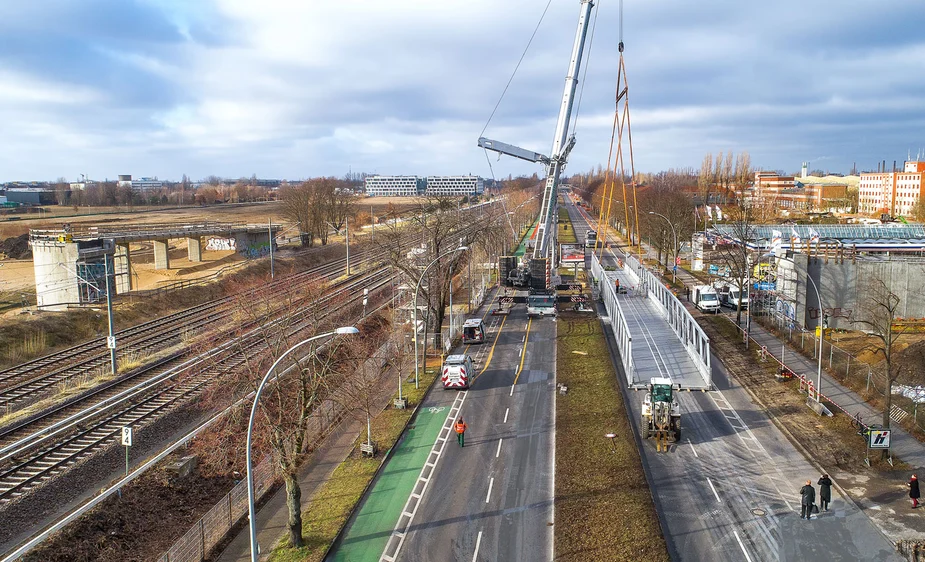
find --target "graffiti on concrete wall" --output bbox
[206,238,236,251]
[808,307,853,321]
[241,243,272,259]
[775,298,796,330]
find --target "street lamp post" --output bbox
[246,326,359,562]
[413,246,468,389]
[648,211,678,283]
[767,253,826,404]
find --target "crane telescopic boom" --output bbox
[479,1,595,282]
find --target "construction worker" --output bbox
[455,417,468,447]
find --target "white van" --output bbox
[442,354,474,389]
[692,285,721,314]
[462,318,486,344]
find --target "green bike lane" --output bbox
[330,404,450,562]
[513,219,539,258]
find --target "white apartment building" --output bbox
[365,176,425,197]
[858,161,925,216]
[425,175,484,196]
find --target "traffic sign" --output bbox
[121,426,133,447]
[675,255,681,265]
[107,336,117,349]
[869,429,891,449]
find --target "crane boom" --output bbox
[534,0,594,264]
[478,137,549,164]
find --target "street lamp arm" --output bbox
[412,246,469,390]
[246,326,358,561]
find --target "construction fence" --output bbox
[756,313,925,430]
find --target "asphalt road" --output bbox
[564,194,900,561]
[395,306,556,561]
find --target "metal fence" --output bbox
[625,254,712,386]
[591,253,634,382]
[155,342,396,562]
[757,313,925,430]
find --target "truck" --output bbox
[717,282,749,310]
[585,229,598,248]
[442,354,474,389]
[461,318,486,344]
[692,285,720,314]
[526,293,557,317]
[641,377,681,444]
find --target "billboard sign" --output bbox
[560,243,585,264]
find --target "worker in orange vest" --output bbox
[455,417,468,447]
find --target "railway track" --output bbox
[0,249,381,412]
[0,267,394,503]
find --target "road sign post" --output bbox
[864,427,892,467]
[120,426,133,498]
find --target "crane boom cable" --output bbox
[479,0,555,139]
[571,0,600,137]
[595,71,622,260]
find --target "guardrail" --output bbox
[625,254,712,387]
[590,253,634,382]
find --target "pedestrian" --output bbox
[800,480,816,520]
[909,474,920,508]
[686,286,691,301]
[817,474,832,511]
[455,417,468,448]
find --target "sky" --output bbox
[2,0,925,183]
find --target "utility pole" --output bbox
[103,247,117,376]
[346,220,350,276]
[268,218,274,279]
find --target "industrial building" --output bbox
[858,161,925,216]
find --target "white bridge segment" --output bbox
[591,253,711,390]
[625,254,712,386]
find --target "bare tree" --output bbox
[853,276,908,433]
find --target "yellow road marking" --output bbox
[512,318,533,385]
[471,315,507,382]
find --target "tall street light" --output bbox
[649,211,678,283]
[246,326,359,562]
[764,253,826,405]
[413,246,468,389]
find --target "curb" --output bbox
[704,320,899,549]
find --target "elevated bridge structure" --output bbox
[29,222,279,310]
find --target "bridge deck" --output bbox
[603,268,707,390]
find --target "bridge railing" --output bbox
[590,253,634,382]
[625,254,712,387]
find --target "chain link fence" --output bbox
[756,313,925,431]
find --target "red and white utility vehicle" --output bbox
[442,354,474,389]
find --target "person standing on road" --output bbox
[455,417,468,448]
[818,474,832,511]
[800,480,816,520]
[909,474,920,508]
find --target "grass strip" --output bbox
[554,312,670,561]
[557,214,578,244]
[269,362,439,562]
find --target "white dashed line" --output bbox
[687,438,698,458]
[486,477,494,503]
[733,530,754,562]
[472,531,483,562]
[510,384,515,396]
[496,439,503,458]
[707,478,721,503]
[503,408,509,423]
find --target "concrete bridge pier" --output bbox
[153,239,170,270]
[187,236,202,262]
[114,243,132,293]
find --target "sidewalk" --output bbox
[616,233,925,541]
[216,374,399,562]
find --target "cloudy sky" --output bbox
[2,0,925,183]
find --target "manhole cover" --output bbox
[752,508,766,516]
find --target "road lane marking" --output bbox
[496,439,503,458]
[512,318,533,386]
[510,384,515,396]
[503,408,509,423]
[707,478,721,503]
[471,315,507,383]
[687,438,698,458]
[472,530,483,562]
[733,530,754,562]
[486,477,494,503]
[380,391,469,561]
